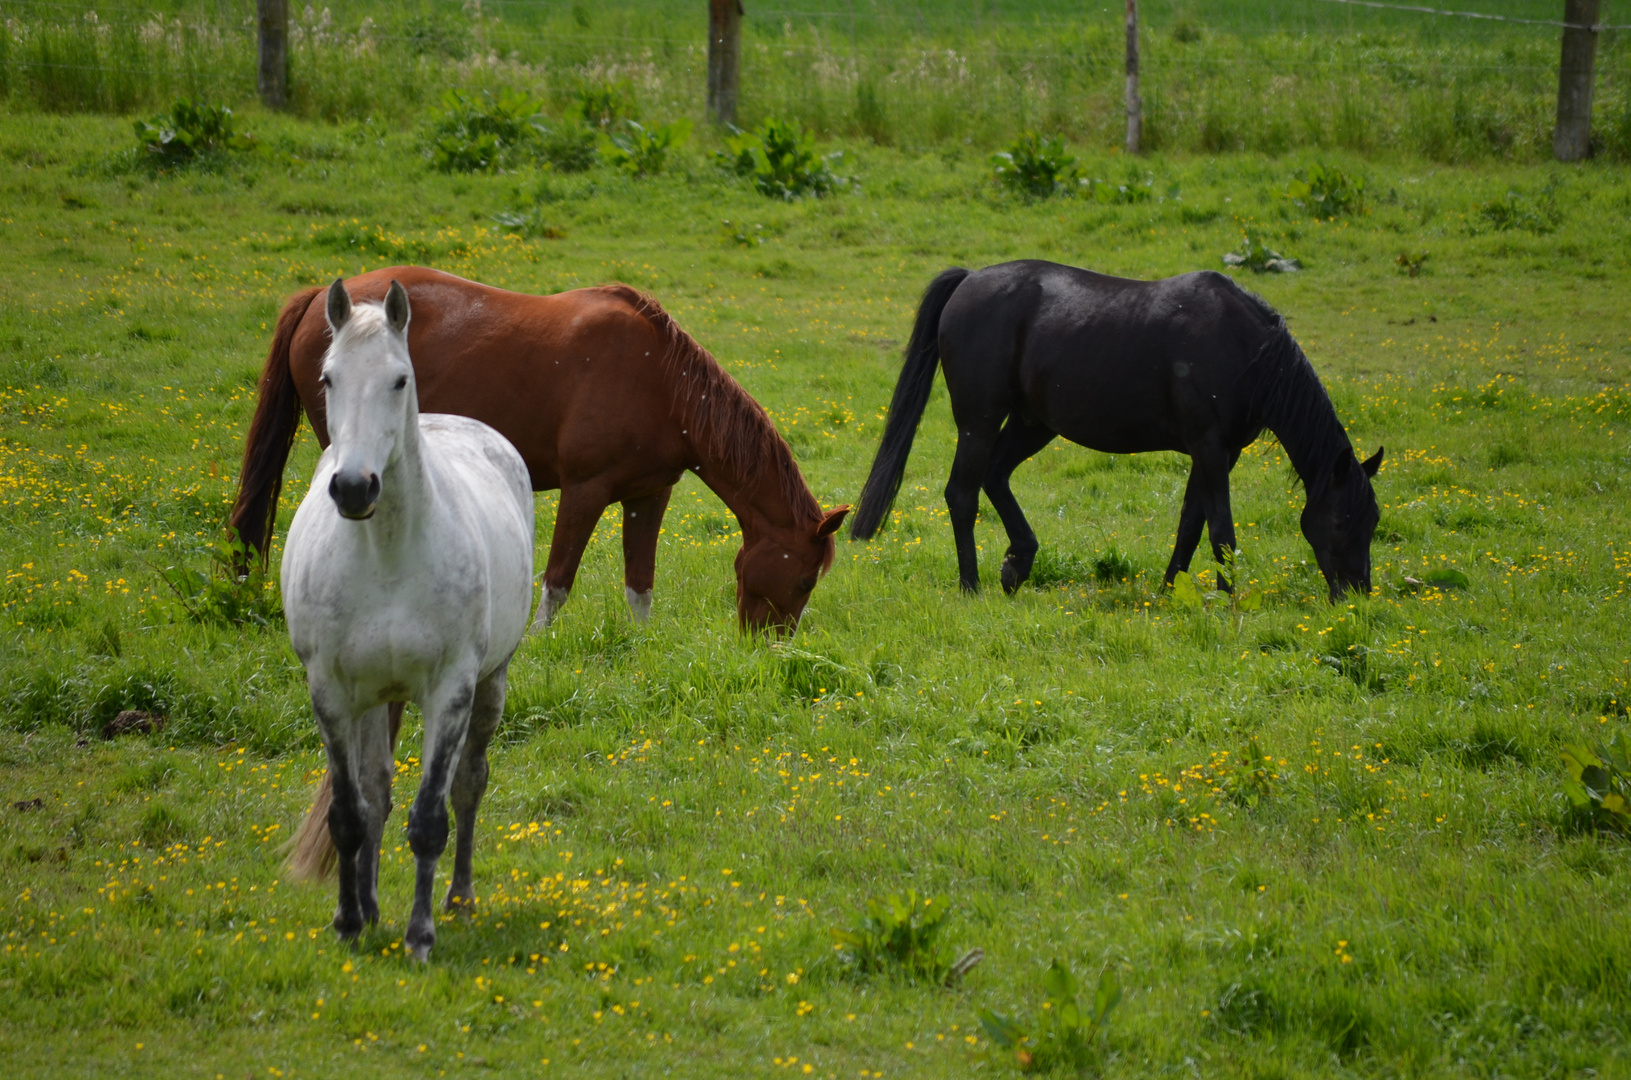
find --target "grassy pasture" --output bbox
[0,102,1630,1077]
[6,0,1631,159]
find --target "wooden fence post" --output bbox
[708,0,744,127]
[1125,0,1141,155]
[1554,0,1602,160]
[257,0,289,111]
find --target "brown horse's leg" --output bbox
[532,484,610,629]
[620,487,672,622]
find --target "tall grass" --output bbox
[2,2,1631,159]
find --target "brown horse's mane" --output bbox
[598,284,823,531]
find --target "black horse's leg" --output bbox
[983,416,1057,595]
[1192,445,1241,591]
[1164,464,1207,587]
[945,427,999,593]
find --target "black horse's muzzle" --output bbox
[329,470,381,520]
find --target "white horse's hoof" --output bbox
[408,941,431,963]
[625,587,653,623]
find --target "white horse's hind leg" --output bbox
[625,587,653,623]
[530,584,571,630]
[445,663,508,913]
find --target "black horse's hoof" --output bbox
[1000,557,1030,595]
[959,578,979,595]
[333,913,364,943]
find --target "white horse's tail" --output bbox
[284,703,404,882]
[284,773,337,881]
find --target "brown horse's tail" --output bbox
[285,704,404,882]
[228,287,321,572]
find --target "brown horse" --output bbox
[231,266,849,631]
[231,267,849,880]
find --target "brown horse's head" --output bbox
[734,506,850,634]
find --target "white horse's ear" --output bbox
[326,278,352,332]
[384,279,411,336]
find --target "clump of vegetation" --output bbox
[992,132,1075,197]
[427,89,543,173]
[720,118,845,200]
[1562,735,1631,836]
[979,961,1122,1072]
[1094,547,1136,584]
[1170,549,1264,615]
[1285,162,1365,217]
[577,82,633,130]
[1477,187,1561,234]
[1027,548,1092,588]
[158,532,280,628]
[537,121,598,172]
[1223,232,1301,273]
[1396,249,1430,276]
[133,99,255,164]
[1224,737,1278,808]
[1081,174,1154,204]
[600,119,690,178]
[831,889,954,982]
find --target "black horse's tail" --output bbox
[227,286,321,573]
[850,267,969,540]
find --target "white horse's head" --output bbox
[321,278,415,520]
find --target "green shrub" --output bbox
[721,118,845,200]
[599,119,690,178]
[992,132,1075,197]
[979,960,1122,1072]
[830,889,953,982]
[427,89,543,173]
[132,99,255,164]
[1562,735,1631,835]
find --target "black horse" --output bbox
[850,261,1382,601]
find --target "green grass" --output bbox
[1,104,1630,1078]
[6,0,1631,159]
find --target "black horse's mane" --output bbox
[1243,313,1352,493]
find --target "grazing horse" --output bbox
[232,266,849,633]
[282,279,534,960]
[850,261,1382,601]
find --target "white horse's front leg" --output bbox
[404,676,477,962]
[310,693,372,943]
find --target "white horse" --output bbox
[281,279,534,960]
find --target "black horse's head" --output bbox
[1301,446,1383,600]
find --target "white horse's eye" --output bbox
[394,375,408,391]
[318,373,331,387]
